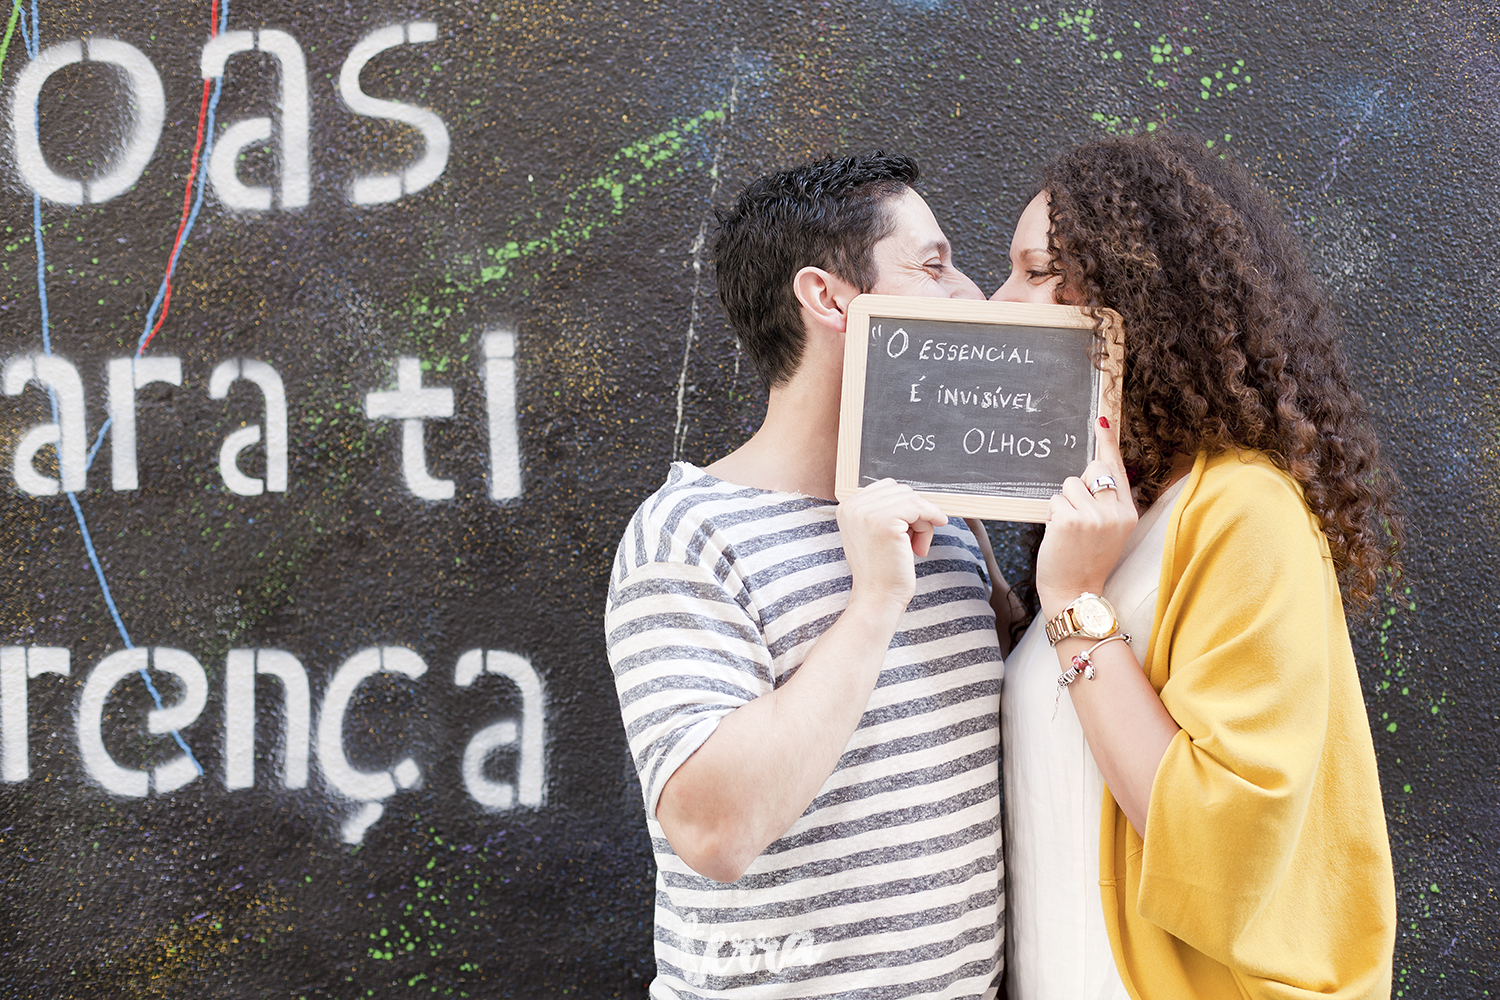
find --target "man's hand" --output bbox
[838,478,948,616]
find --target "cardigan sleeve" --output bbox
[1134,457,1340,969]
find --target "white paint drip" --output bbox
[672,51,740,461]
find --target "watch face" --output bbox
[1075,597,1116,637]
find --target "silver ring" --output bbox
[1087,475,1118,498]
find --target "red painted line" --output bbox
[139,0,221,354]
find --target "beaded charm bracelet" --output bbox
[1052,632,1132,718]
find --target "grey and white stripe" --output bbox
[606,463,1004,999]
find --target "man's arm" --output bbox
[655,480,947,883]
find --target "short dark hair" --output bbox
[710,151,920,386]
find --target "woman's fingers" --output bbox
[1059,476,1095,512]
[1036,420,1141,616]
[1088,417,1132,503]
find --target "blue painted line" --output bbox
[85,416,110,470]
[133,12,227,360]
[63,493,131,647]
[23,0,228,778]
[85,1,227,475]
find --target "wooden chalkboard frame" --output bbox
[836,294,1124,522]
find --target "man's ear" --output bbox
[792,266,859,335]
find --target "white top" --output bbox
[1000,478,1187,1000]
[607,463,1005,999]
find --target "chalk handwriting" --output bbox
[917,339,1035,364]
[962,429,1053,458]
[892,433,937,453]
[922,384,1041,411]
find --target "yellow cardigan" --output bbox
[1101,450,1396,1000]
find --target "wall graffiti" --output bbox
[0,0,1494,996]
[11,23,448,211]
[3,639,544,845]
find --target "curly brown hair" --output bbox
[1040,132,1402,606]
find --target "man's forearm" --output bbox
[655,594,905,883]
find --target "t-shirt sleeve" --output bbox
[605,556,774,819]
[1135,465,1338,965]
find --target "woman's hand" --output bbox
[1036,418,1138,619]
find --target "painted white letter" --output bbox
[319,647,426,844]
[4,354,87,494]
[364,357,454,500]
[78,648,205,797]
[455,649,546,809]
[209,358,288,495]
[224,649,310,791]
[10,39,165,205]
[1,646,69,782]
[338,23,449,204]
[78,649,150,797]
[202,29,310,210]
[107,356,182,491]
[482,330,522,500]
[146,648,208,794]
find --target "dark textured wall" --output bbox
[0,1,1493,996]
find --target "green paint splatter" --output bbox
[0,1,24,80]
[1014,6,1254,138]
[478,106,726,287]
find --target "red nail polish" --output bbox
[1099,416,1110,429]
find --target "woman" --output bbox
[992,134,1401,1000]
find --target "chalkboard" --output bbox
[836,295,1123,521]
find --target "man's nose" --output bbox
[950,268,984,300]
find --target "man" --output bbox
[606,152,1005,997]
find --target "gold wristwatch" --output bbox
[1044,592,1118,645]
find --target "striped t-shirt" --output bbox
[605,463,1004,999]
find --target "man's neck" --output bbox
[704,371,842,500]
